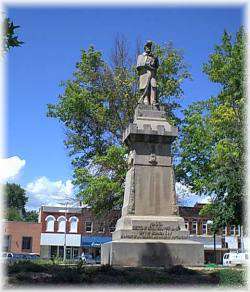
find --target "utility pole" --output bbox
[207,220,216,264]
[57,196,79,263]
[63,201,68,262]
[240,225,244,252]
[213,232,216,264]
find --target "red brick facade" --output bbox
[40,203,238,237]
[40,207,120,237]
[40,211,83,234]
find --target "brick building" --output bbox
[3,202,243,264]
[180,203,245,263]
[39,203,244,263]
[39,205,120,260]
[3,221,41,255]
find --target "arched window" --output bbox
[57,216,67,232]
[45,215,56,232]
[69,216,79,233]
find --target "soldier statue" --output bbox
[136,40,159,105]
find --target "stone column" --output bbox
[101,104,204,267]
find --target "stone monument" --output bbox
[101,41,204,267]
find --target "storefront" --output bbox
[49,246,81,259]
[81,236,111,258]
[40,233,81,259]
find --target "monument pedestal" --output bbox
[101,104,204,267]
[102,239,204,267]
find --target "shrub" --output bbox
[218,269,247,287]
[51,267,82,284]
[15,272,33,282]
[7,261,48,274]
[167,265,196,275]
[76,258,86,271]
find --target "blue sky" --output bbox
[4,5,244,209]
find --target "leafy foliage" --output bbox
[3,17,23,52]
[176,27,246,227]
[4,183,38,222]
[4,183,28,216]
[5,207,23,221]
[24,210,39,222]
[47,37,191,215]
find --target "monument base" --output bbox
[112,215,189,240]
[101,239,204,267]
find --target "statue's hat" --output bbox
[144,40,153,48]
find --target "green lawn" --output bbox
[4,260,247,288]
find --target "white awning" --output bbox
[40,233,81,247]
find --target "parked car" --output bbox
[223,252,248,267]
[3,253,25,262]
[81,253,96,264]
[24,254,40,260]
[2,252,40,262]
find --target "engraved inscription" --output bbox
[120,222,188,240]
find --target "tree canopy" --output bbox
[47,37,191,216]
[24,210,39,222]
[176,27,246,228]
[4,183,38,222]
[5,183,28,214]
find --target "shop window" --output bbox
[69,216,78,233]
[59,246,64,258]
[57,216,66,232]
[45,215,56,232]
[191,221,197,235]
[51,246,57,258]
[22,237,32,251]
[73,248,79,259]
[85,221,93,233]
[3,235,11,252]
[202,222,207,235]
[230,225,235,236]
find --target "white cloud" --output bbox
[0,156,26,183]
[26,178,211,210]
[26,176,76,210]
[175,182,211,207]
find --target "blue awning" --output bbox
[81,236,111,247]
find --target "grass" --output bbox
[4,260,247,288]
[218,268,247,287]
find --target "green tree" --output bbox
[24,210,39,222]
[176,27,246,228]
[48,37,191,216]
[5,207,23,221]
[4,183,39,222]
[4,183,28,217]
[3,17,23,52]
